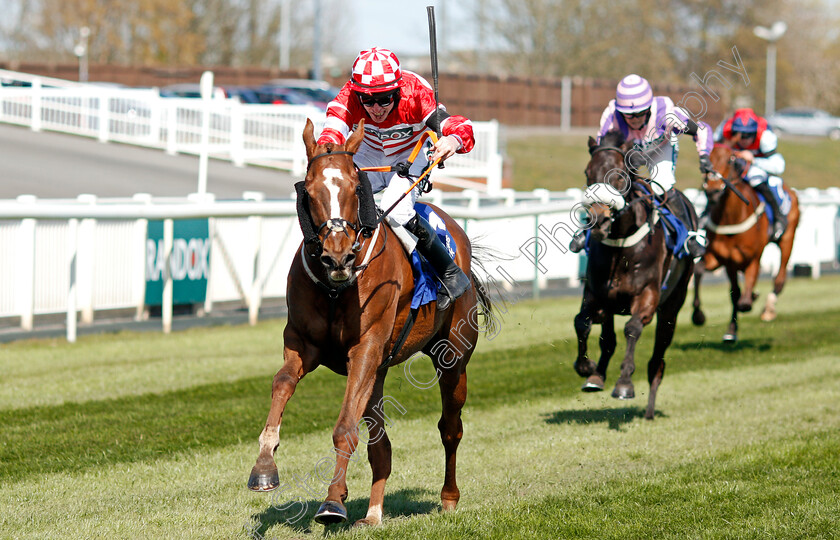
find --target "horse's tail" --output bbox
[469,244,508,338]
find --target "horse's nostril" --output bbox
[343,253,356,267]
[320,255,336,269]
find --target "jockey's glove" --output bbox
[699,154,714,174]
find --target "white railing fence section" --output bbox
[1,188,838,342]
[0,71,504,190]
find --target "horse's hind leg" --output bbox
[437,368,468,511]
[354,376,392,527]
[248,331,315,492]
[763,205,798,322]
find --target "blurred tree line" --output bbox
[1,0,838,113]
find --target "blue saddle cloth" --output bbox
[754,180,790,226]
[583,186,689,259]
[408,204,457,309]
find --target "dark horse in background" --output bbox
[691,143,800,343]
[573,131,696,420]
[247,119,497,527]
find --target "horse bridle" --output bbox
[301,149,387,295]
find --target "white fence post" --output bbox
[66,218,79,343]
[16,195,37,331]
[165,100,178,155]
[244,191,265,326]
[230,100,245,167]
[98,92,109,142]
[133,193,151,321]
[77,194,97,324]
[31,79,42,132]
[162,218,174,334]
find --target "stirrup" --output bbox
[685,230,707,259]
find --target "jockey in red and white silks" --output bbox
[597,74,715,196]
[318,49,474,226]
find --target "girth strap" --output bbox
[379,308,419,371]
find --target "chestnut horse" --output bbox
[573,131,696,420]
[691,143,800,342]
[247,119,496,527]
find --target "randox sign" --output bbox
[145,219,211,306]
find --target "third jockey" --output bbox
[714,108,788,242]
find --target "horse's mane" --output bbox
[598,130,626,149]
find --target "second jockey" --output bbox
[570,74,713,258]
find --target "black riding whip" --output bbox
[427,5,444,169]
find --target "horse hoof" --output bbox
[574,359,596,377]
[736,302,753,313]
[247,465,279,492]
[581,374,605,392]
[314,500,348,525]
[722,333,737,344]
[353,517,380,527]
[760,310,776,322]
[611,385,635,400]
[692,310,706,326]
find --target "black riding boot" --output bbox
[754,182,787,242]
[405,214,471,311]
[569,230,587,253]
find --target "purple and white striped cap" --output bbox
[615,74,653,114]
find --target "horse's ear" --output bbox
[345,119,365,154]
[587,136,597,154]
[302,118,317,160]
[620,139,635,154]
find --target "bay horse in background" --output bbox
[247,119,497,527]
[691,143,800,343]
[573,131,696,420]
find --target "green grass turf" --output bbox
[507,133,840,192]
[1,275,838,538]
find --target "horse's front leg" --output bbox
[580,313,614,392]
[353,373,391,527]
[574,289,598,380]
[692,257,707,326]
[314,340,385,525]
[724,266,741,343]
[737,258,761,312]
[248,329,317,491]
[613,287,657,400]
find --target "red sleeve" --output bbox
[317,82,359,146]
[442,115,475,154]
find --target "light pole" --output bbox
[753,21,787,117]
[73,26,90,82]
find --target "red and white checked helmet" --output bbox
[615,74,653,114]
[349,47,403,94]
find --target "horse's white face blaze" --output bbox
[322,168,344,220]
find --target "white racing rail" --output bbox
[1,187,838,342]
